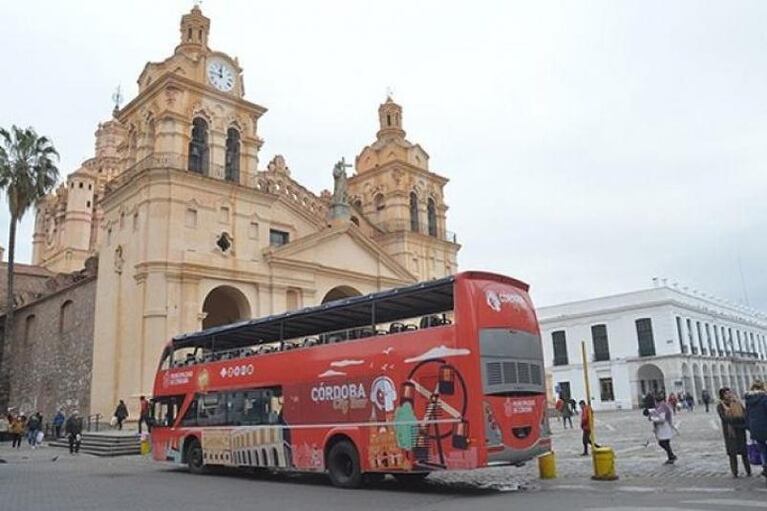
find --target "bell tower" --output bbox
[177,5,210,53]
[348,96,460,280]
[377,97,405,141]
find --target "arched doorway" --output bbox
[681,363,692,396]
[322,285,362,304]
[202,285,251,329]
[637,363,665,399]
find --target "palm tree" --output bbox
[0,126,59,371]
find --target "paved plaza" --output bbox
[1,409,765,511]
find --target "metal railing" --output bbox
[86,413,102,432]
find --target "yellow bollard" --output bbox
[538,451,557,479]
[140,433,151,455]
[592,446,618,481]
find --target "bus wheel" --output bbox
[326,440,362,489]
[393,472,429,485]
[186,438,207,475]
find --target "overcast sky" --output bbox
[0,0,765,310]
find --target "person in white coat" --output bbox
[648,392,677,465]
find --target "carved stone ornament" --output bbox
[114,245,124,274]
[267,155,290,175]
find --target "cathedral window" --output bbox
[185,208,198,228]
[409,192,419,233]
[24,315,36,347]
[216,232,232,253]
[387,114,392,126]
[188,117,210,175]
[79,182,83,189]
[188,28,192,41]
[427,198,437,237]
[87,201,91,209]
[249,222,259,240]
[269,229,290,247]
[225,128,241,183]
[374,193,385,211]
[60,300,74,334]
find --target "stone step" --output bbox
[48,432,142,457]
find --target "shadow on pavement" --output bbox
[158,465,524,495]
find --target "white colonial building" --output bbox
[539,280,767,411]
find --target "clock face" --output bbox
[207,59,235,92]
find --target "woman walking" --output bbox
[717,387,751,477]
[648,392,677,464]
[114,400,129,430]
[9,413,24,448]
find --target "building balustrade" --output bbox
[375,219,458,243]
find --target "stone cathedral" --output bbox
[0,7,459,419]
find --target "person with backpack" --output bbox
[745,380,767,479]
[65,411,84,455]
[717,387,750,477]
[114,400,129,430]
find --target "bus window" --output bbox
[159,348,172,371]
[152,395,184,427]
[198,393,227,427]
[232,387,282,426]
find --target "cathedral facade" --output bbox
[2,7,459,419]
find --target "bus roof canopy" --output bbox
[172,275,455,351]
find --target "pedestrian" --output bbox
[138,395,152,434]
[580,400,593,456]
[702,389,712,413]
[10,413,24,448]
[65,411,83,455]
[114,400,129,430]
[561,397,574,429]
[555,397,564,424]
[745,380,767,479]
[686,393,695,412]
[716,387,750,477]
[648,392,677,464]
[642,392,655,412]
[26,411,41,448]
[668,393,678,415]
[53,409,65,438]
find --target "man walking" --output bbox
[65,411,83,455]
[138,396,152,434]
[702,389,712,413]
[561,397,574,429]
[26,412,41,448]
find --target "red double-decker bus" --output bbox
[150,271,551,487]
